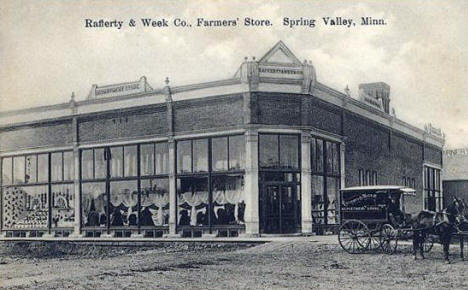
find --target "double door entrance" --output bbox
[260,183,300,234]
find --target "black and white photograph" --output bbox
[0,0,467,289]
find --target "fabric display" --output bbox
[2,186,48,229]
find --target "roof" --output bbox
[341,185,416,195]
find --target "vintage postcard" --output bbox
[0,0,467,289]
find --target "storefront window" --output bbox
[82,182,106,227]
[259,134,279,168]
[212,137,228,171]
[51,183,74,228]
[124,145,137,177]
[37,154,49,183]
[2,185,49,229]
[193,139,208,172]
[140,144,155,176]
[141,178,169,226]
[177,140,192,173]
[81,150,94,180]
[155,143,169,174]
[94,148,106,179]
[13,156,25,184]
[311,175,325,224]
[311,137,341,225]
[229,135,245,170]
[212,175,245,225]
[25,155,37,184]
[280,135,299,169]
[110,147,123,178]
[177,176,209,226]
[326,177,339,224]
[63,152,74,181]
[109,180,138,227]
[51,152,63,181]
[2,157,12,185]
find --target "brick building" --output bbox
[0,41,444,238]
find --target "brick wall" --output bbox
[0,121,73,151]
[303,96,342,135]
[425,145,443,165]
[173,95,243,132]
[343,114,425,214]
[253,93,301,125]
[78,107,167,142]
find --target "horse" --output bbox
[410,198,466,263]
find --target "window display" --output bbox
[2,185,49,229]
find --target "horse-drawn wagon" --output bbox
[337,185,433,254]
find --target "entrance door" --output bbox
[261,184,298,234]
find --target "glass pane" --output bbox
[229,135,245,170]
[82,182,106,227]
[177,176,209,226]
[109,180,138,227]
[311,175,325,224]
[2,157,12,185]
[310,138,317,172]
[94,148,106,179]
[326,177,339,224]
[435,170,440,190]
[81,150,94,180]
[25,155,37,184]
[332,143,340,175]
[37,154,49,183]
[177,140,192,174]
[193,139,208,172]
[212,137,228,171]
[110,147,123,178]
[140,144,155,176]
[326,142,333,174]
[13,156,25,184]
[51,152,63,181]
[124,145,137,177]
[212,175,245,225]
[63,151,74,181]
[259,134,279,168]
[51,183,74,228]
[280,135,299,169]
[316,139,324,173]
[155,143,169,174]
[2,185,48,229]
[141,178,169,226]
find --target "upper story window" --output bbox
[259,134,299,170]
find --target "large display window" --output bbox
[311,137,341,225]
[2,151,73,231]
[175,135,245,231]
[80,142,169,231]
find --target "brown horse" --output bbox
[411,198,466,263]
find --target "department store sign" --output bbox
[95,83,141,96]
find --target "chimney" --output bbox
[358,82,391,113]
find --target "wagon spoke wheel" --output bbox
[338,220,371,254]
[369,225,383,251]
[423,235,434,253]
[380,224,398,254]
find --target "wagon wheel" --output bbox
[423,235,434,253]
[380,224,398,254]
[368,224,383,251]
[338,220,371,254]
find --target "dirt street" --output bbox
[0,239,466,289]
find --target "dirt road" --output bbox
[0,239,466,289]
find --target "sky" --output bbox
[0,0,467,148]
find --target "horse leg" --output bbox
[412,230,419,260]
[419,231,425,259]
[443,235,451,264]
